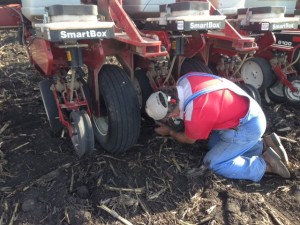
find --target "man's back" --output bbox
[177,73,249,140]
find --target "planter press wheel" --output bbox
[70,110,94,157]
[39,79,63,136]
[92,65,140,154]
[267,81,285,103]
[238,83,262,105]
[240,57,276,91]
[133,69,153,115]
[180,57,213,75]
[283,75,300,108]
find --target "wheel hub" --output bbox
[286,80,300,100]
[241,61,264,89]
[93,116,108,136]
[70,110,94,157]
[269,81,284,97]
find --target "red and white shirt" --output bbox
[177,74,249,140]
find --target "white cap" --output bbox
[145,91,169,120]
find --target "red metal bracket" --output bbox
[0,4,21,28]
[273,65,297,92]
[99,0,168,58]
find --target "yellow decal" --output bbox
[67,51,72,61]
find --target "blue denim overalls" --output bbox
[177,73,267,182]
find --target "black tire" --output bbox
[240,57,276,91]
[70,110,94,157]
[238,83,262,105]
[92,65,141,153]
[267,81,285,103]
[39,79,63,135]
[180,58,213,75]
[133,69,153,115]
[283,75,300,108]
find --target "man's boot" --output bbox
[264,133,289,165]
[263,147,290,178]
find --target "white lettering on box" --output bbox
[60,30,108,39]
[272,23,295,30]
[190,22,221,30]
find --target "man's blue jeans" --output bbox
[203,99,267,182]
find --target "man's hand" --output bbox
[155,121,196,144]
[154,122,171,136]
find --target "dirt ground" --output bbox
[0,29,300,225]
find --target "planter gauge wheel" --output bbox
[133,69,153,115]
[267,81,285,103]
[240,57,276,91]
[39,79,63,136]
[70,110,94,157]
[238,83,262,105]
[181,58,213,75]
[283,76,300,108]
